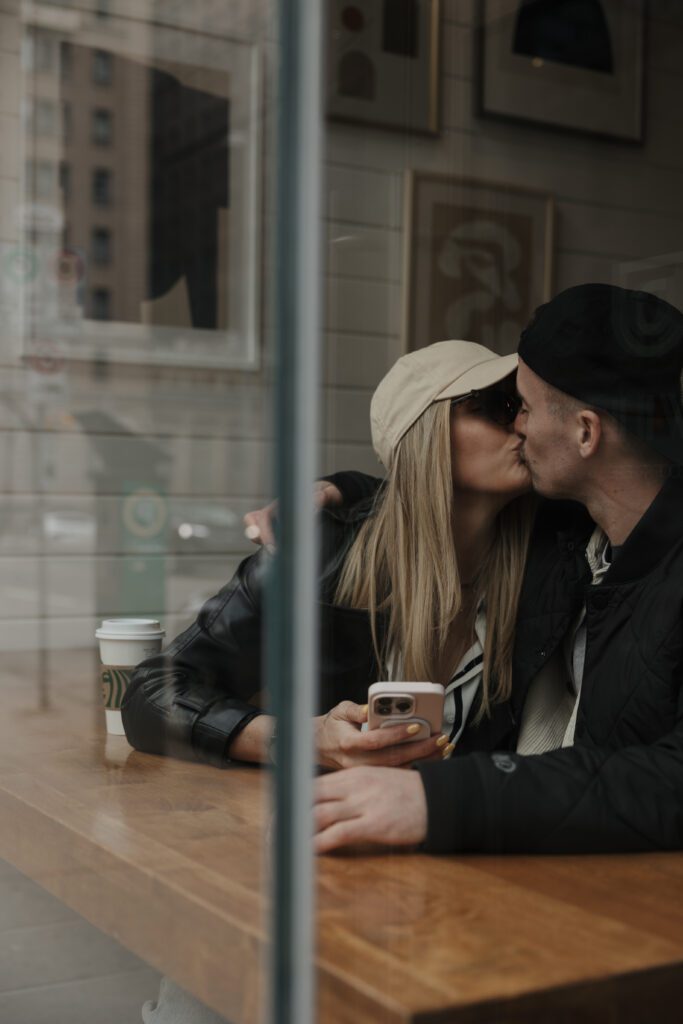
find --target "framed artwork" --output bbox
[18,19,262,371]
[326,0,440,135]
[478,0,645,143]
[403,171,554,355]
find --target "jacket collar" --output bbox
[596,475,683,585]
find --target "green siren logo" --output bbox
[101,667,133,710]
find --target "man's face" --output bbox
[514,360,579,499]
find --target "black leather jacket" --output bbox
[122,505,385,765]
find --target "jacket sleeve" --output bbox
[121,551,267,768]
[416,673,683,853]
[324,471,382,507]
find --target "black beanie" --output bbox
[518,283,683,464]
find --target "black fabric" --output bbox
[122,506,383,766]
[325,470,384,508]
[418,475,683,854]
[331,469,683,854]
[518,284,683,464]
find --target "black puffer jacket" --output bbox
[330,471,683,854]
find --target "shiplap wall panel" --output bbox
[326,164,403,229]
[326,278,402,336]
[0,495,259,556]
[327,118,683,217]
[324,332,401,388]
[326,222,402,283]
[0,430,377,496]
[0,368,372,444]
[43,554,243,617]
[0,612,197,650]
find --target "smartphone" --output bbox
[367,682,445,742]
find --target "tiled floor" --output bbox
[0,857,161,1024]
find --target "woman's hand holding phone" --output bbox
[315,700,448,771]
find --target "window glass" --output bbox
[91,227,112,265]
[92,167,112,205]
[1,4,277,1022]
[92,108,113,145]
[93,49,113,85]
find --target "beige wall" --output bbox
[0,0,682,651]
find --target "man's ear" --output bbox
[577,410,601,459]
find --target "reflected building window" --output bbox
[60,40,72,79]
[92,167,112,206]
[338,51,376,100]
[513,0,614,74]
[24,31,58,73]
[91,287,111,319]
[59,160,70,199]
[26,159,57,198]
[382,0,419,58]
[92,108,113,145]
[32,98,59,135]
[93,50,113,85]
[91,227,112,265]
[62,100,72,142]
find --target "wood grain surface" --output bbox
[1,649,682,1023]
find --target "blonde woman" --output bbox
[123,341,534,771]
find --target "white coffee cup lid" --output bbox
[96,618,165,639]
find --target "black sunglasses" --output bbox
[451,389,521,426]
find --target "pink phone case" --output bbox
[367,682,445,741]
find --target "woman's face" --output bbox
[449,380,532,499]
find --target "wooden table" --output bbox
[1,649,683,1023]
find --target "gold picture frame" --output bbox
[403,171,555,355]
[326,0,440,136]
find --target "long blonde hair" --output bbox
[335,401,535,718]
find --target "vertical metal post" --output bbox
[268,2,323,1024]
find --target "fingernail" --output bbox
[442,743,455,758]
[436,734,448,748]
[360,704,368,717]
[406,723,420,735]
[244,524,261,541]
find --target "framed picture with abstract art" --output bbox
[403,172,554,355]
[17,18,261,371]
[478,0,645,142]
[326,0,440,135]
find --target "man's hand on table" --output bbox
[243,480,343,548]
[313,766,429,852]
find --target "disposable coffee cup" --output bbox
[96,618,165,736]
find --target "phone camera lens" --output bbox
[378,696,392,707]
[377,705,392,715]
[396,700,412,713]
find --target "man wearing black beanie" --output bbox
[306,283,683,855]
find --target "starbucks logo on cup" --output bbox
[101,666,132,710]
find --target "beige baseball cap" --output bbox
[371,340,518,470]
